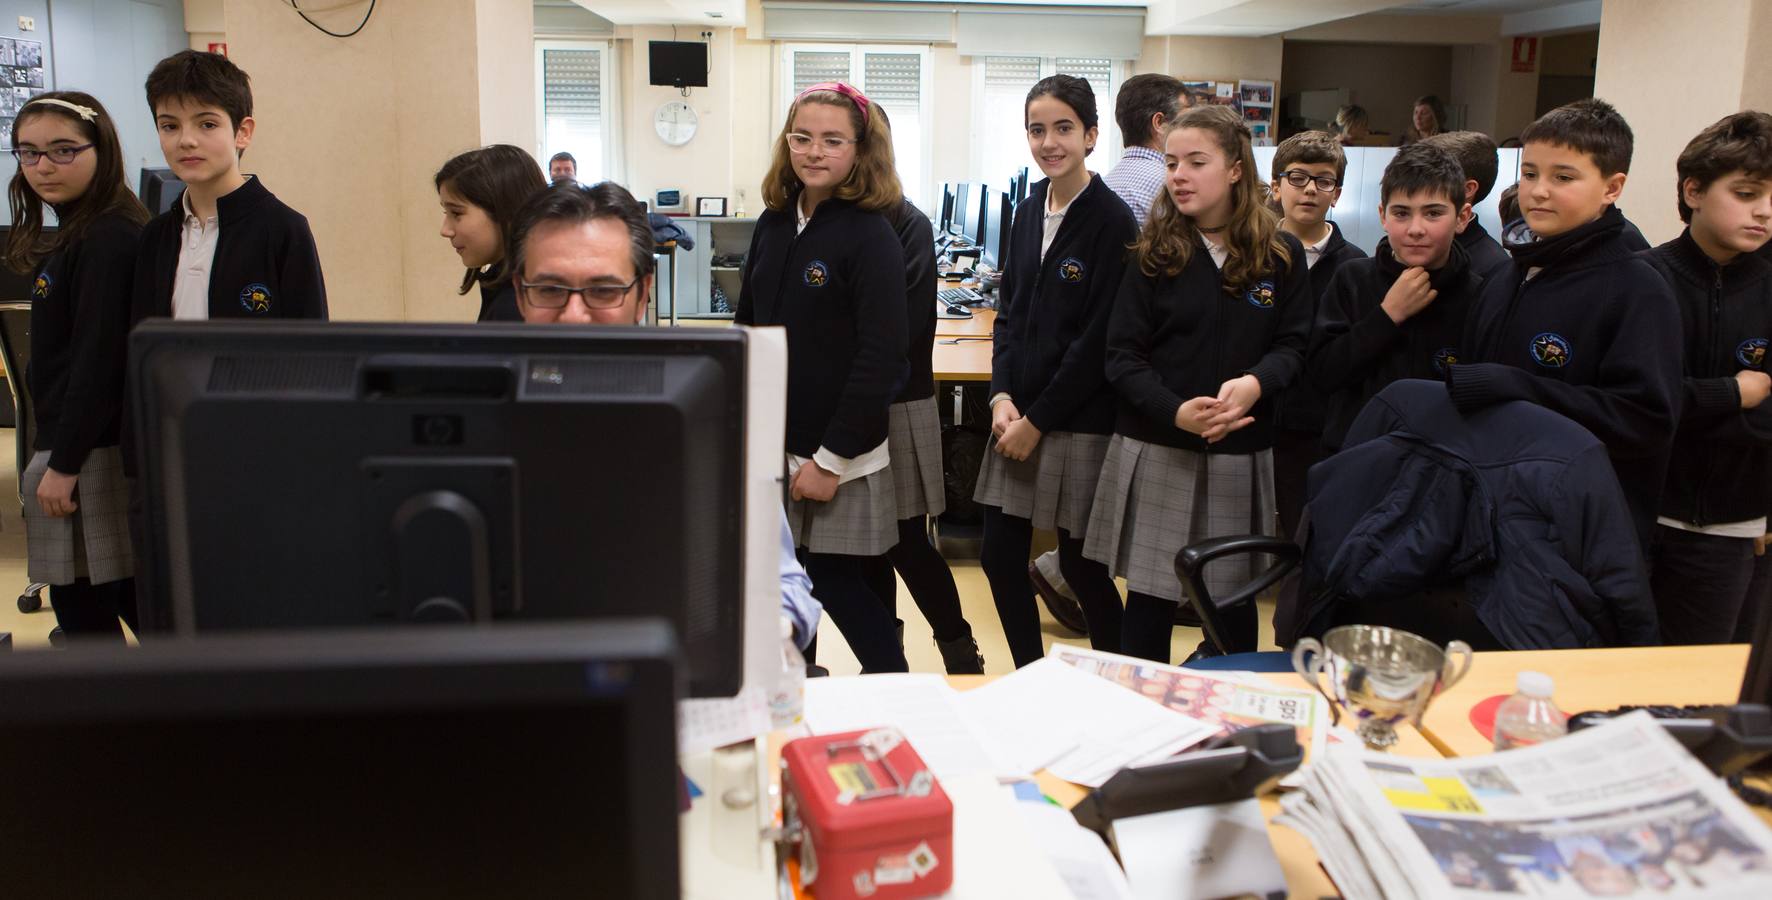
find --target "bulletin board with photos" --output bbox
[0,37,47,147]
[1183,78,1277,147]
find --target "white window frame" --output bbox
[778,42,937,212]
[969,57,1126,188]
[534,39,624,186]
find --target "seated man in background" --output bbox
[503,180,821,648]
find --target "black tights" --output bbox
[980,506,1123,668]
[1122,589,1243,664]
[800,550,908,673]
[863,517,970,642]
[50,577,136,644]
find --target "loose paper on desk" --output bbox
[931,774,1075,900]
[1016,798,1136,900]
[1114,798,1286,900]
[958,658,1219,787]
[678,686,773,756]
[803,674,1012,781]
[1048,644,1329,786]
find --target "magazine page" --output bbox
[1045,644,1330,781]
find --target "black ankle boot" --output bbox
[935,627,986,675]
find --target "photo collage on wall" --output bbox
[1184,78,1277,147]
[0,38,47,147]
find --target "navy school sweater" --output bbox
[1107,229,1312,454]
[1646,230,1772,526]
[28,213,143,473]
[1276,220,1366,435]
[990,175,1138,435]
[1310,237,1484,451]
[1459,214,1511,280]
[734,196,907,458]
[133,176,327,322]
[1446,206,1681,546]
[477,278,521,322]
[891,198,938,403]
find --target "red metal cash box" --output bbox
[781,728,954,900]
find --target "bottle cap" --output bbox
[1517,671,1553,697]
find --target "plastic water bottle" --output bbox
[769,616,807,729]
[1493,671,1568,751]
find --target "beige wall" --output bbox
[1283,13,1500,45]
[1282,41,1452,138]
[1539,30,1598,78]
[929,46,975,203]
[617,27,774,217]
[1133,35,1284,82]
[183,0,222,50]
[223,0,533,322]
[1595,0,1766,244]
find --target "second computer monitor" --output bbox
[978,191,1013,272]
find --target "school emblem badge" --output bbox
[1057,257,1085,283]
[1738,338,1769,369]
[239,282,273,314]
[1245,280,1276,308]
[31,272,49,300]
[803,261,829,287]
[1432,347,1459,375]
[1530,332,1571,368]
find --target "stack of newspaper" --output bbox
[1277,711,1772,898]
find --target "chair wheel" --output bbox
[47,626,65,647]
[17,592,40,613]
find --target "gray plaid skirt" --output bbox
[787,464,900,556]
[22,446,134,586]
[1083,435,1276,602]
[888,396,946,520]
[973,430,1111,536]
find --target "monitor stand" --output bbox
[680,739,776,899]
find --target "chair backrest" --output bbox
[0,301,35,491]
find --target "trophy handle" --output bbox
[1291,638,1337,725]
[1440,640,1474,690]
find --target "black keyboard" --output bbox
[938,287,983,306]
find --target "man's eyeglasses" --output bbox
[1281,169,1340,192]
[11,144,94,166]
[519,277,641,309]
[787,133,859,154]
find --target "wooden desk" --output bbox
[953,646,1756,899]
[932,338,993,382]
[935,306,995,338]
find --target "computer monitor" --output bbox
[939,184,955,234]
[964,188,990,248]
[648,40,709,88]
[948,182,972,238]
[0,621,681,899]
[1008,168,1030,205]
[130,321,789,699]
[139,167,185,217]
[978,191,1012,272]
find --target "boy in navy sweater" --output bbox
[132,50,326,323]
[1423,131,1510,279]
[1447,99,1681,552]
[1269,131,1366,539]
[1645,111,1772,645]
[1311,143,1485,452]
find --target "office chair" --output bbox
[0,301,48,615]
[1173,536,1300,670]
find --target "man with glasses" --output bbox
[504,181,823,649]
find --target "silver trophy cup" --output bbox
[1292,625,1474,750]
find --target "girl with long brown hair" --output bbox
[1084,104,1312,662]
[735,82,910,673]
[6,91,151,642]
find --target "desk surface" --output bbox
[935,305,995,338]
[932,338,993,381]
[956,645,1758,898]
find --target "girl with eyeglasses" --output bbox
[735,82,910,673]
[976,74,1137,668]
[435,145,548,322]
[1084,104,1311,663]
[4,92,151,643]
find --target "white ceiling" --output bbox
[572,0,747,27]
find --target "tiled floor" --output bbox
[0,427,1273,670]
